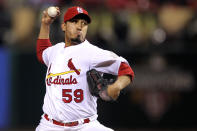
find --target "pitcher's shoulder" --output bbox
[48,42,65,50]
[54,42,65,48]
[84,40,103,51]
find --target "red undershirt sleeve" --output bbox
[36,39,52,64]
[118,62,135,81]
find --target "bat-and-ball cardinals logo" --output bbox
[77,7,83,13]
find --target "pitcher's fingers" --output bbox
[56,7,61,16]
[55,6,60,11]
[43,10,48,17]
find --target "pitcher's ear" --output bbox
[61,22,66,32]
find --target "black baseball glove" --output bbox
[86,69,116,101]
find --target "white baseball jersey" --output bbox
[41,39,128,122]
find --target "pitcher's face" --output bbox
[62,18,88,44]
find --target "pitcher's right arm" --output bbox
[36,7,60,64]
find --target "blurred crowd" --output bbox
[0,0,197,53]
[0,0,196,125]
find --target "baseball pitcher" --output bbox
[36,6,134,131]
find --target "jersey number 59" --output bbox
[62,89,83,103]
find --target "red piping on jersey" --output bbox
[118,62,134,81]
[36,39,52,64]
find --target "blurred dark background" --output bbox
[0,0,197,131]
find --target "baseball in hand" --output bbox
[47,6,58,17]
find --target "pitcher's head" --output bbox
[61,6,91,44]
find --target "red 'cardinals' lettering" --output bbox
[68,58,80,75]
[46,75,77,86]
